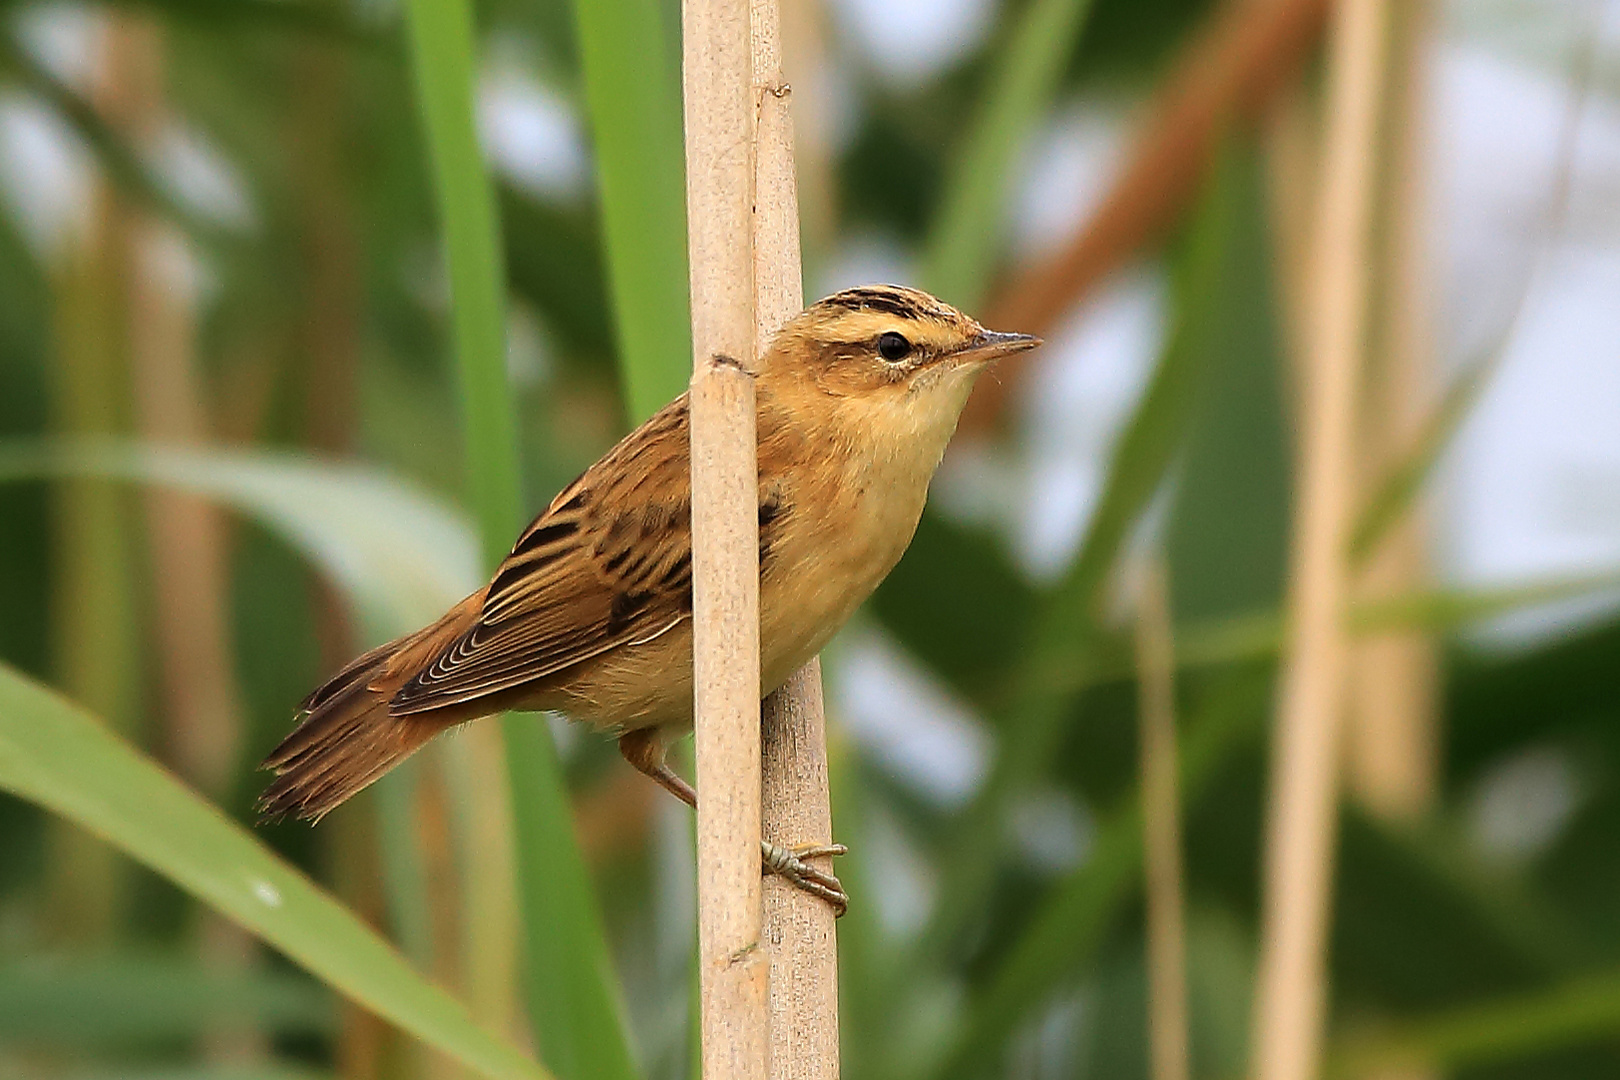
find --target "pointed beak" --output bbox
[952,329,1042,366]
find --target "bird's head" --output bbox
[760,285,1040,449]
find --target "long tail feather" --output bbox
[258,592,485,822]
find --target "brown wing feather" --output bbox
[389,396,695,715]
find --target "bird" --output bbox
[257,284,1040,911]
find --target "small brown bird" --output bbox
[259,284,1039,908]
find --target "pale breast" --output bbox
[756,446,930,692]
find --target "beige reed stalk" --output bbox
[1250,1,1388,1079]
[1135,556,1188,1080]
[1347,0,1438,826]
[685,0,769,1077]
[750,0,840,1077]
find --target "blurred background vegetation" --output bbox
[2,0,1620,1077]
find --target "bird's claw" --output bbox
[761,840,849,916]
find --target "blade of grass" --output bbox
[1027,567,1620,698]
[402,0,520,561]
[401,0,642,1068]
[1330,965,1620,1077]
[569,0,691,423]
[0,439,538,1063]
[921,0,1099,310]
[0,440,481,634]
[0,664,547,1080]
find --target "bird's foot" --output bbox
[761,840,849,916]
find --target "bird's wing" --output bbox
[388,397,696,715]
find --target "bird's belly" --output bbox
[522,619,698,732]
[524,543,900,734]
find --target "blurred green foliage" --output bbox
[2,0,1620,1078]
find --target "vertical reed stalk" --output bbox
[287,48,402,1076]
[1250,1,1388,1079]
[42,7,146,947]
[119,29,262,1060]
[133,221,245,798]
[750,0,839,1075]
[1347,0,1437,826]
[684,0,769,1077]
[779,0,834,277]
[1135,556,1187,1080]
[118,33,245,812]
[1348,9,1436,1076]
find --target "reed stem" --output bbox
[1250,0,1388,1077]
[684,0,770,1076]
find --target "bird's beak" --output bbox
[951,329,1042,366]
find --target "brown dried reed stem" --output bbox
[686,0,840,1072]
[1135,555,1188,1080]
[95,14,264,1065]
[1250,2,1389,1080]
[1347,0,1439,826]
[751,0,841,1076]
[685,0,770,1076]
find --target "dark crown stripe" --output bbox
[822,287,934,321]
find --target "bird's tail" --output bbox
[257,592,483,822]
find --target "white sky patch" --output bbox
[1006,787,1091,874]
[829,626,990,808]
[859,800,937,941]
[826,0,997,89]
[1432,37,1620,643]
[506,299,555,389]
[12,2,104,90]
[151,122,257,231]
[0,93,94,257]
[479,66,588,201]
[1010,103,1126,263]
[1468,745,1583,862]
[812,231,916,298]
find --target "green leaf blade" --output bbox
[570,0,692,423]
[0,665,546,1080]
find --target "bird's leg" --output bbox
[618,727,698,808]
[617,728,849,915]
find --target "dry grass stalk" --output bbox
[690,358,769,1080]
[1348,7,1437,1074]
[91,15,265,1064]
[684,0,770,1075]
[1348,0,1439,826]
[750,0,841,1076]
[1249,2,1389,1080]
[1135,556,1189,1080]
[760,663,837,1080]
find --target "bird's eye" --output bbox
[877,331,912,362]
